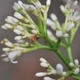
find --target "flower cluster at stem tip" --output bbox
[1,0,80,79]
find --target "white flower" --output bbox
[5,16,18,25]
[46,0,51,6]
[2,50,21,63]
[2,24,13,29]
[55,30,63,38]
[16,25,24,31]
[62,71,67,76]
[63,33,69,37]
[47,19,53,25]
[22,4,36,11]
[50,13,57,21]
[14,12,23,19]
[13,29,22,35]
[14,36,22,41]
[69,62,74,67]
[50,69,57,74]
[73,0,78,6]
[60,5,66,13]
[5,42,13,47]
[44,76,52,80]
[40,62,48,68]
[13,1,24,11]
[74,59,79,65]
[47,19,56,30]
[35,72,46,77]
[1,25,8,30]
[2,48,10,52]
[35,1,41,9]
[67,22,75,31]
[47,30,56,42]
[31,30,39,34]
[73,68,80,74]
[30,24,36,29]
[56,64,63,74]
[40,58,47,63]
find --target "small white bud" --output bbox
[56,30,63,38]
[62,71,67,76]
[16,25,24,31]
[4,24,13,29]
[35,72,46,77]
[60,5,66,13]
[69,62,74,67]
[46,0,51,6]
[2,48,10,52]
[13,2,21,11]
[56,64,63,74]
[47,19,56,30]
[5,16,18,25]
[73,1,78,6]
[35,1,41,9]
[31,30,38,34]
[50,69,57,74]
[67,22,75,31]
[1,25,8,29]
[44,76,52,80]
[22,4,36,11]
[50,13,57,21]
[14,36,22,41]
[74,59,79,65]
[14,12,23,19]
[40,58,47,63]
[40,62,48,68]
[63,33,69,37]
[73,68,80,74]
[47,30,56,42]
[8,50,21,63]
[30,25,36,29]
[13,29,22,35]
[5,42,13,47]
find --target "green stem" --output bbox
[70,23,80,44]
[67,46,73,62]
[43,12,47,35]
[56,38,62,49]
[54,50,72,70]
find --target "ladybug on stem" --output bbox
[30,34,39,42]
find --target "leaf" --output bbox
[73,74,80,80]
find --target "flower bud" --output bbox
[73,68,80,74]
[40,58,47,63]
[46,0,51,6]
[40,62,48,68]
[35,72,46,77]
[74,59,79,65]
[56,30,63,38]
[44,76,52,80]
[50,13,57,21]
[60,5,66,13]
[67,22,75,31]
[56,64,63,74]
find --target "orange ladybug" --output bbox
[30,34,39,42]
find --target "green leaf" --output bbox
[73,74,80,80]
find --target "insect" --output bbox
[30,34,39,42]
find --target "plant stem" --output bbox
[54,50,72,70]
[67,46,73,62]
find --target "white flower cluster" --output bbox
[1,0,51,63]
[47,0,80,40]
[35,58,67,80]
[69,59,80,75]
[1,38,29,63]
